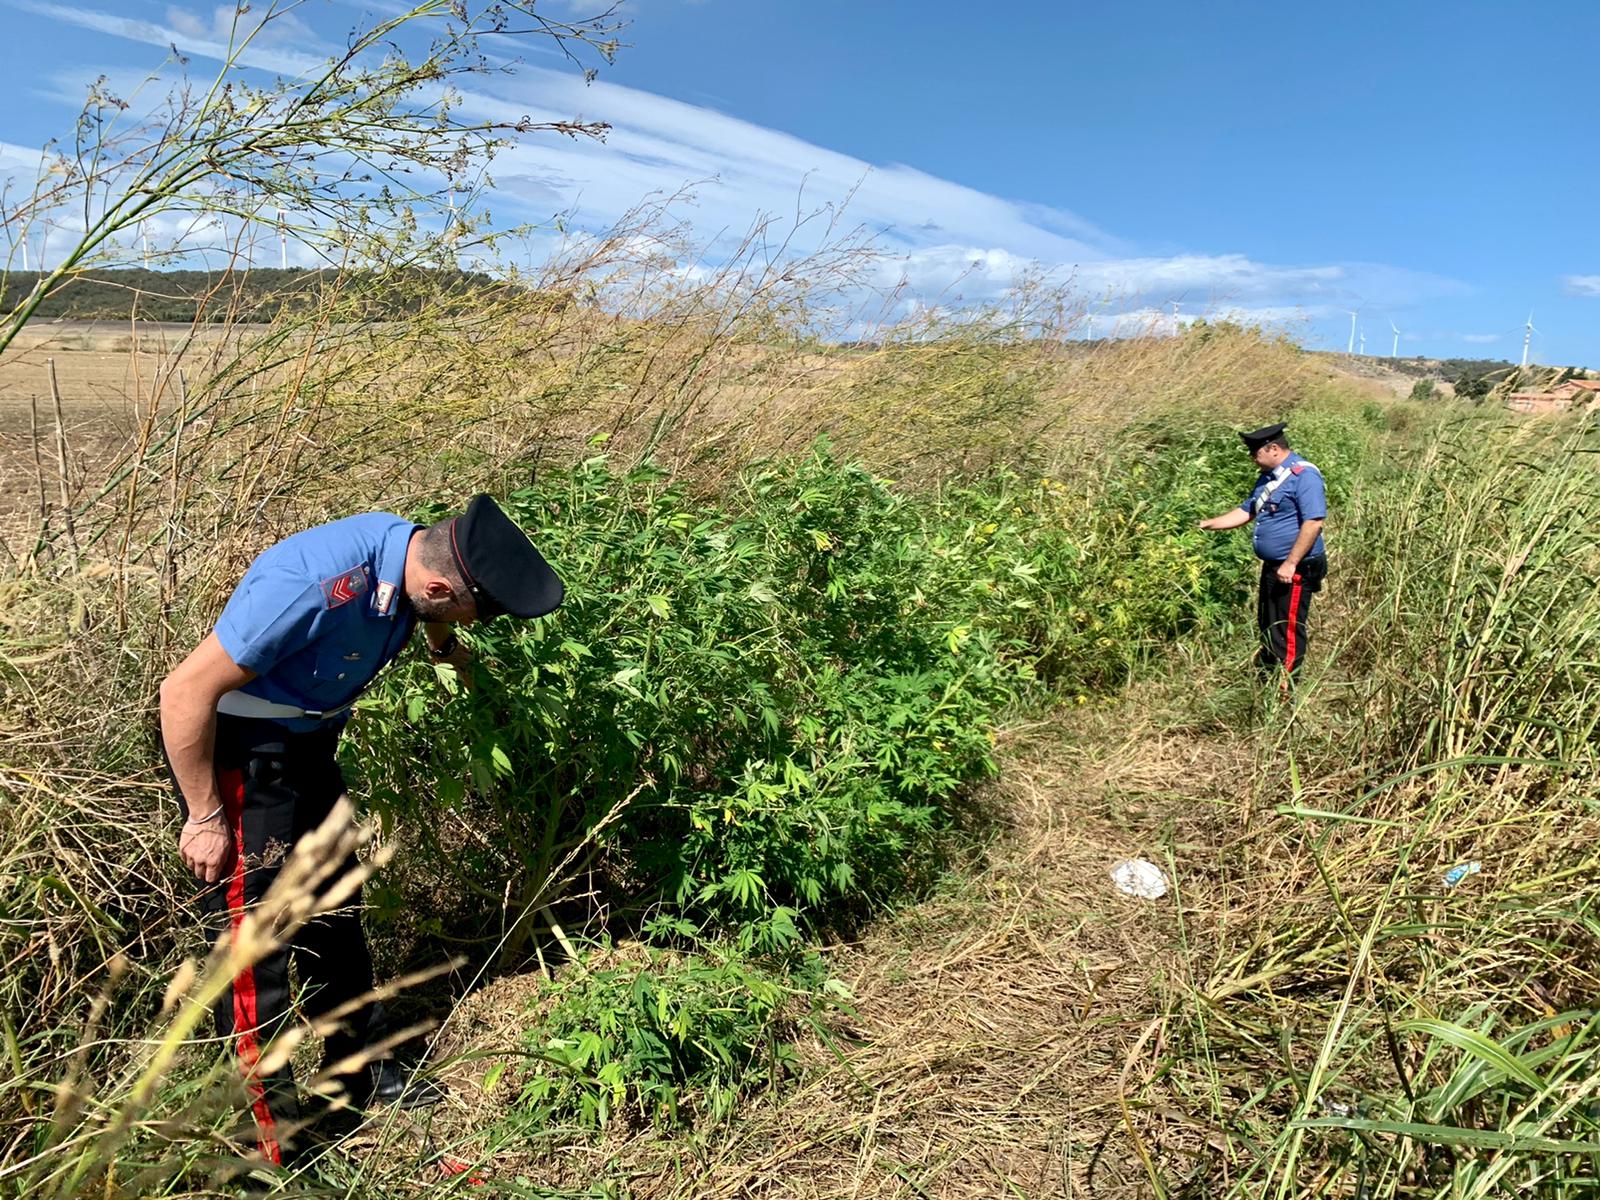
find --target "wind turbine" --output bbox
[277,208,288,270]
[140,220,151,267]
[1347,309,1359,354]
[1390,320,1400,358]
[1359,327,1366,356]
[1168,299,1180,334]
[1520,311,1537,368]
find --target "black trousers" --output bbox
[169,715,384,1165]
[1256,555,1326,677]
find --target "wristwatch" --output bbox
[427,633,459,660]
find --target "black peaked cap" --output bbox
[1239,422,1287,452]
[449,494,564,619]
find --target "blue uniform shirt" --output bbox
[214,514,420,731]
[1239,453,1327,562]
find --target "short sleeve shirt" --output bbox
[1239,453,1327,562]
[214,514,419,731]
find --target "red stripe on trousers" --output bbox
[219,766,283,1166]
[1284,573,1304,674]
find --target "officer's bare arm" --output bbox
[1199,508,1252,531]
[159,633,257,821]
[1282,519,1325,568]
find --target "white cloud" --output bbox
[165,3,321,51]
[460,74,1470,333]
[1088,304,1316,338]
[1461,333,1502,344]
[0,196,314,272]
[27,63,186,113]
[327,0,414,14]
[452,69,1464,320]
[1096,307,1192,338]
[1208,304,1332,325]
[879,245,1038,298]
[0,137,48,172]
[1562,275,1600,298]
[462,67,1116,268]
[10,0,327,76]
[869,249,1349,317]
[0,129,332,270]
[1069,255,1343,301]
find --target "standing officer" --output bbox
[159,494,563,1167]
[1198,423,1327,685]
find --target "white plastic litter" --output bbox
[1110,858,1169,900]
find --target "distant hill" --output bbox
[1311,350,1518,380]
[1386,356,1595,404]
[1305,349,1600,404]
[1394,355,1518,381]
[2,267,510,324]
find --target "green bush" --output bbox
[511,943,833,1128]
[353,448,1016,946]
[352,434,1277,951]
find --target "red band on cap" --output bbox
[448,516,479,589]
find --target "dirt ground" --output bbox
[0,322,197,528]
[0,320,213,423]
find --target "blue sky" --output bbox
[1,0,1596,364]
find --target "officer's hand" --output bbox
[1197,517,1215,531]
[1276,561,1297,584]
[435,642,476,693]
[180,819,235,884]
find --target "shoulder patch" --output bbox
[1291,464,1305,475]
[321,565,369,609]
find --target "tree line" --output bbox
[0,267,516,324]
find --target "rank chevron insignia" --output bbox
[322,565,369,609]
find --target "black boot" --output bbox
[362,1059,446,1111]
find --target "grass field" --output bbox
[5,2,1594,1188]
[3,258,1595,1200]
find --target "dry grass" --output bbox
[0,232,1443,1198]
[0,240,1370,571]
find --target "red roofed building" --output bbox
[1507,378,1600,414]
